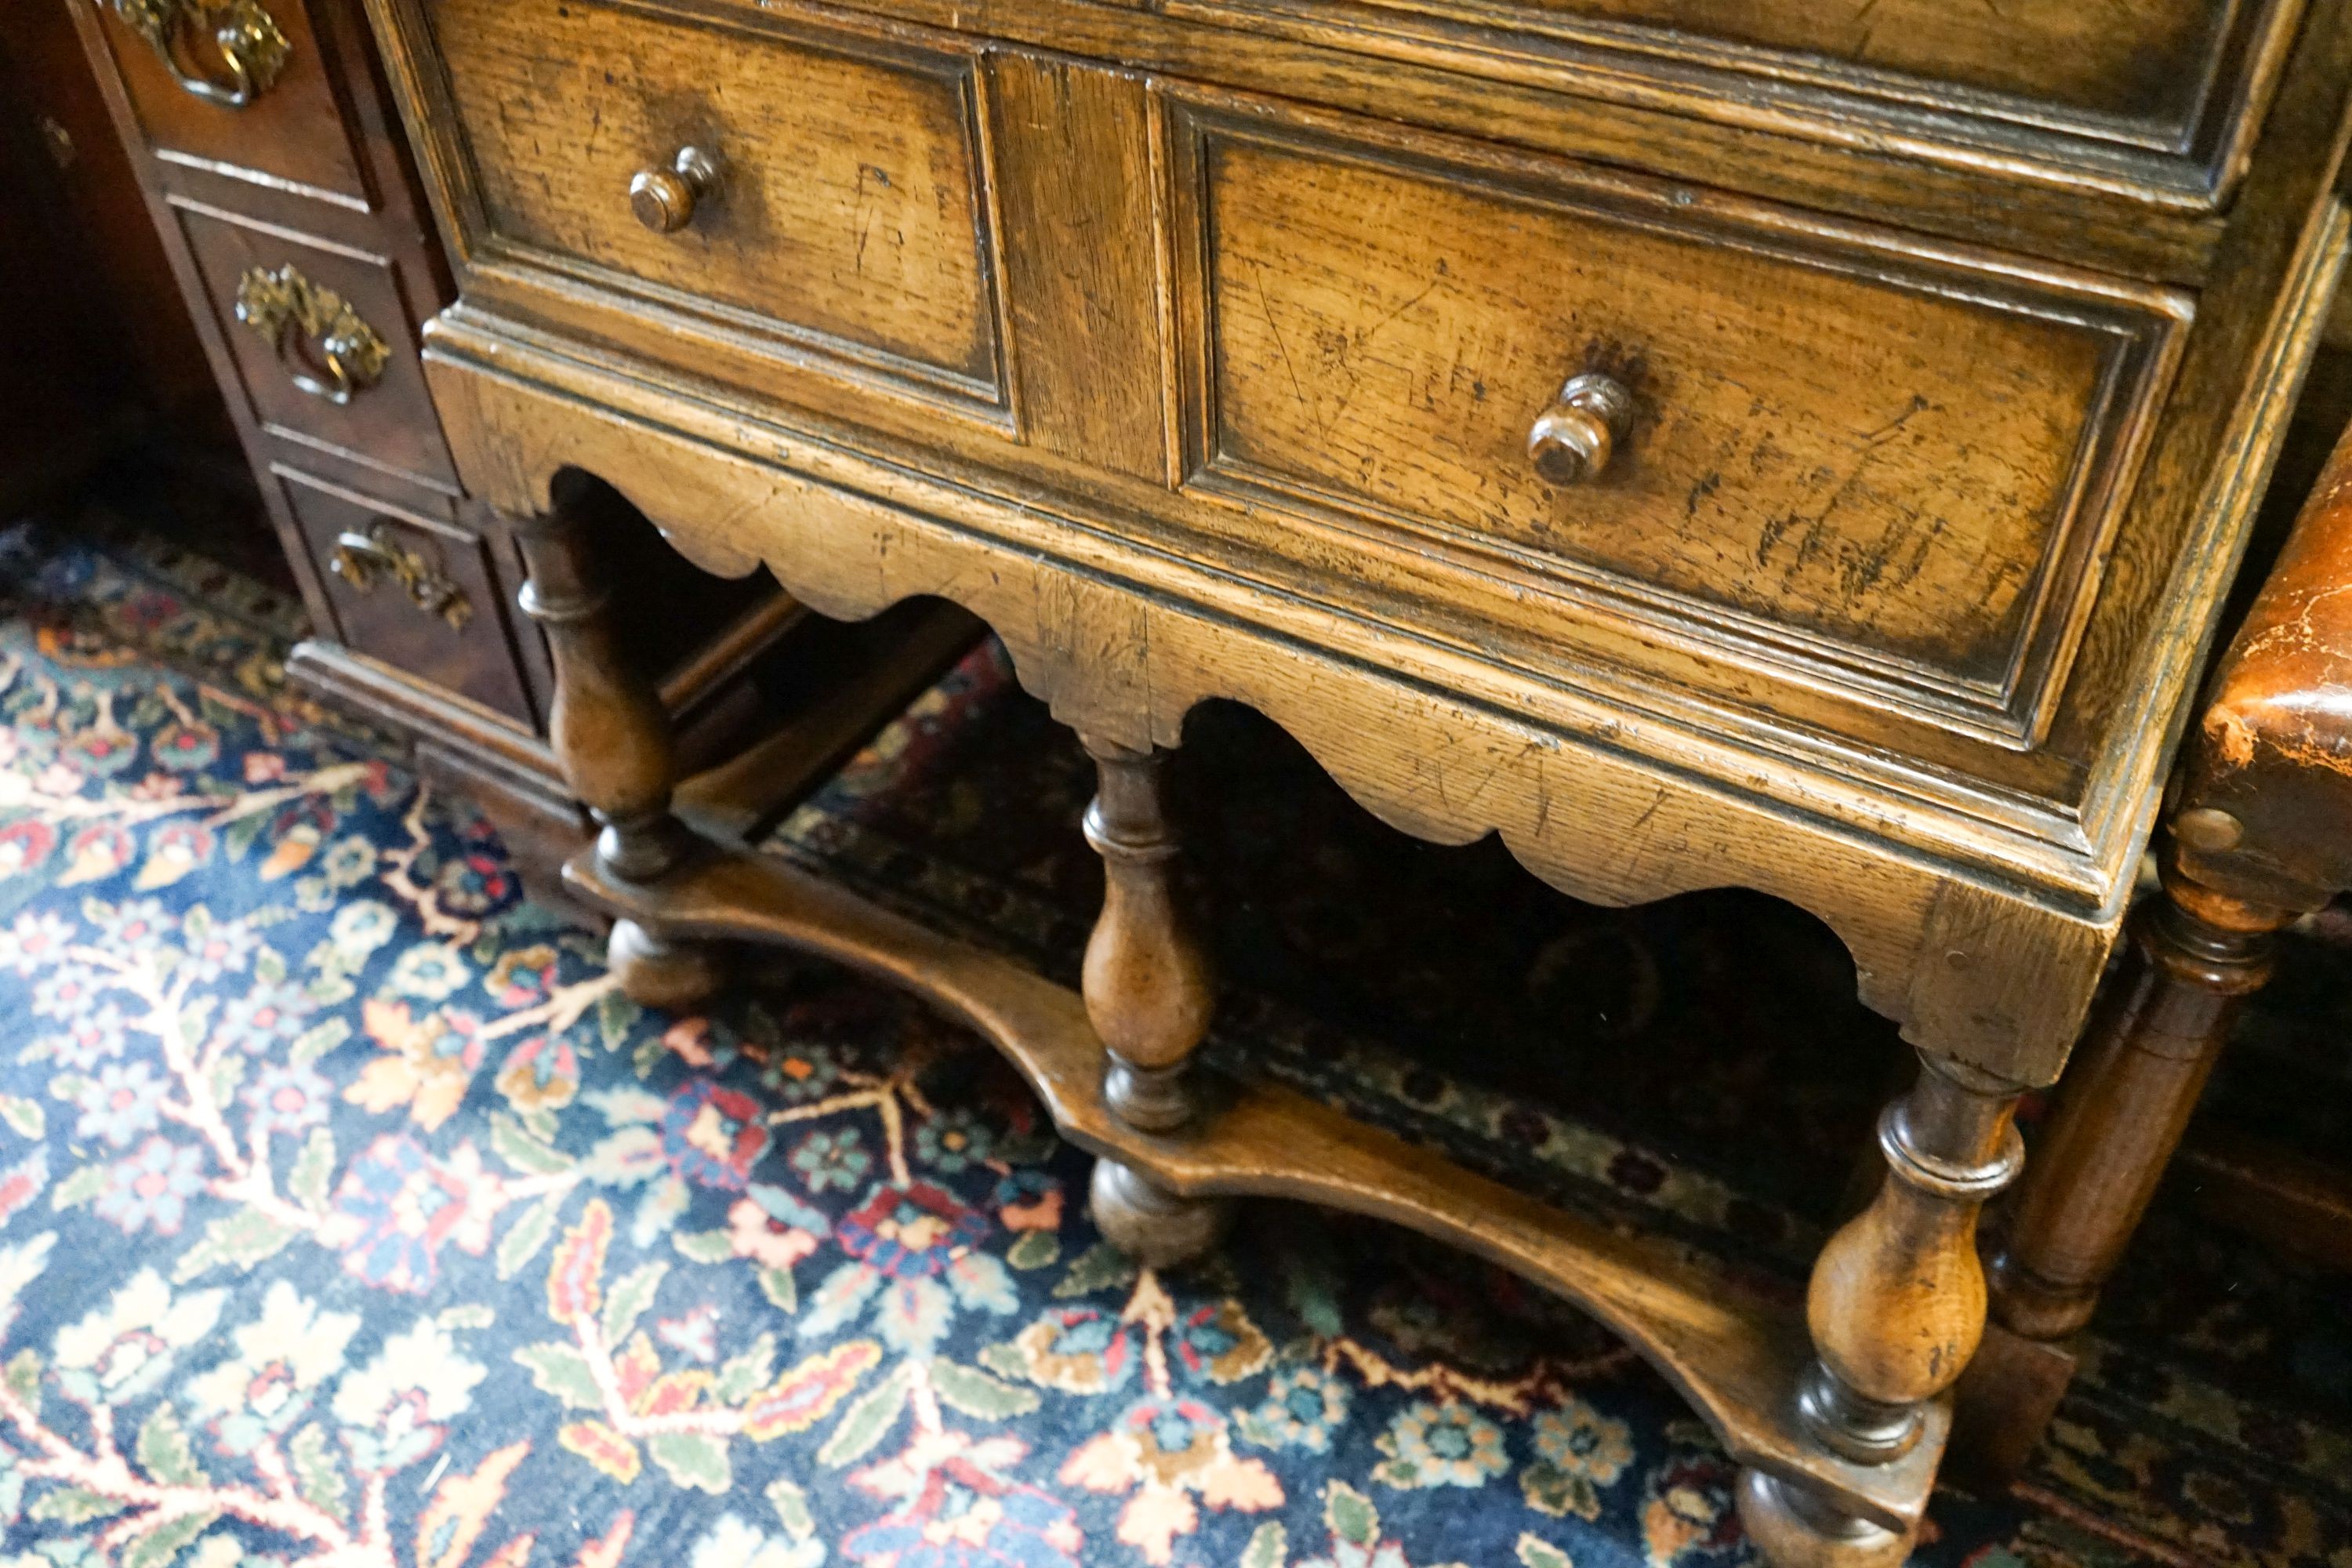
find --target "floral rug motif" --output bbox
[0,514,2339,1568]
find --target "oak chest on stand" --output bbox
[354,0,2352,1558]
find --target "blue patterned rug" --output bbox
[0,512,2339,1568]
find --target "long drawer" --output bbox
[1162,93,2190,745]
[1162,0,2304,203]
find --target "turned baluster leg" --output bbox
[1076,736,1229,1267]
[1739,1053,2024,1568]
[1987,879,2284,1342]
[511,506,724,1011]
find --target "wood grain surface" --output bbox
[1175,107,2182,735]
[435,0,1002,392]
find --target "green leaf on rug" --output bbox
[977,1342,1031,1384]
[1240,1522,1288,1568]
[1052,1241,1137,1298]
[930,1356,1040,1421]
[491,1113,573,1175]
[136,1404,201,1486]
[29,1486,122,1524]
[771,1476,818,1542]
[205,1051,246,1108]
[1521,1462,1601,1521]
[4,1350,39,1409]
[289,1017,349,1067]
[496,1193,565,1279]
[514,1343,604,1410]
[172,1207,298,1281]
[597,989,640,1051]
[717,1334,776,1405]
[600,1262,668,1345]
[767,1476,815,1537]
[1516,1534,1573,1568]
[1006,1231,1058,1271]
[1325,1482,1379,1548]
[818,1362,912,1467]
[289,1425,345,1519]
[647,1431,731,1494]
[0,1096,43,1139]
[119,1508,218,1568]
[287,1127,335,1212]
[672,1229,735,1265]
[757,1266,797,1312]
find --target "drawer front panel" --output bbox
[1196,0,2293,185]
[431,0,1004,405]
[93,0,370,203]
[1170,100,2187,742]
[277,467,535,724]
[176,201,457,490]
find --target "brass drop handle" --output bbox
[1526,372,1635,485]
[234,264,389,406]
[331,523,474,630]
[630,147,720,234]
[111,0,291,109]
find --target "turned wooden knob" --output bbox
[629,147,720,234]
[1527,372,1634,485]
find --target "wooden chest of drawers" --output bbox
[355,0,2352,1557]
[65,0,589,848]
[63,0,971,892]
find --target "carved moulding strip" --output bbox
[423,328,2122,1087]
[568,842,1948,1534]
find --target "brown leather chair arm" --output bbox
[2174,418,2352,914]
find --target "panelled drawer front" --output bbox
[430,0,1005,412]
[176,201,458,491]
[1167,96,2189,745]
[1530,0,2226,119]
[1197,0,2292,186]
[91,0,371,204]
[276,467,535,724]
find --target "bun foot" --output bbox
[1089,1158,1230,1268]
[1736,1471,1913,1568]
[608,917,727,1011]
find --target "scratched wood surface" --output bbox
[434,0,1000,388]
[1359,0,2246,129]
[1187,123,2158,709]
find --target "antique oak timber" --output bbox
[62,0,975,898]
[354,0,2352,1559]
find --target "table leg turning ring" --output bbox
[1739,1054,2024,1566]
